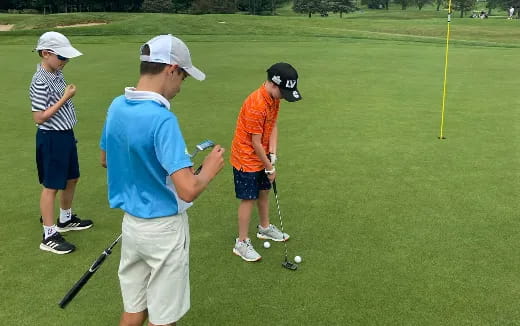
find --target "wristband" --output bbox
[265,167,276,175]
[269,153,277,165]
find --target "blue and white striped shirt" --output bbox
[29,64,77,130]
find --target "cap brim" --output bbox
[184,65,205,81]
[53,46,82,59]
[280,88,302,102]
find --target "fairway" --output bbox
[1,11,519,325]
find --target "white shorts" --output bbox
[119,212,190,325]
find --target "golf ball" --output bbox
[263,241,271,249]
[294,255,302,263]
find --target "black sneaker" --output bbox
[40,232,76,254]
[56,214,94,233]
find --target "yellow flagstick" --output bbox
[439,0,452,140]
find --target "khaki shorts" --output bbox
[119,212,190,325]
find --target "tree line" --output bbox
[1,0,289,14]
[294,0,520,17]
[1,0,519,17]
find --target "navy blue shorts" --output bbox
[36,129,80,190]
[233,167,271,200]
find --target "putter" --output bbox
[190,140,215,158]
[272,180,298,271]
[190,140,215,175]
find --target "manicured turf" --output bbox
[1,10,519,325]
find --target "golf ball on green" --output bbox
[294,255,302,263]
[263,241,271,248]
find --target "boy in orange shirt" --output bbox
[230,62,302,262]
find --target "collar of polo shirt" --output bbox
[124,87,171,110]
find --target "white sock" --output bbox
[59,208,72,223]
[43,225,57,239]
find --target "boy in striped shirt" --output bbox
[231,63,302,262]
[29,31,93,255]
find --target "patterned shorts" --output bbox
[232,167,271,200]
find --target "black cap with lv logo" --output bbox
[267,62,302,102]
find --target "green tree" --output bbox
[236,0,285,14]
[501,0,520,17]
[210,0,236,12]
[318,0,333,15]
[395,0,411,10]
[361,0,387,9]
[141,0,173,12]
[415,0,432,10]
[190,0,211,13]
[484,0,498,15]
[330,0,355,17]
[89,0,143,11]
[293,0,328,17]
[434,0,444,11]
[453,0,475,17]
[172,0,193,12]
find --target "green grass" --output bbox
[2,10,520,46]
[1,11,519,326]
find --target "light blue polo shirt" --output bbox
[100,87,193,218]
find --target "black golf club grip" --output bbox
[58,253,109,308]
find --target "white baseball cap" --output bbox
[35,31,82,59]
[139,34,205,81]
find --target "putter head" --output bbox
[282,260,298,270]
[196,140,215,151]
[190,140,215,158]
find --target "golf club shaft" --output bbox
[272,180,289,262]
[190,148,200,158]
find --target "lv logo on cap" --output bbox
[285,80,296,89]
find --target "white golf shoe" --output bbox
[256,224,290,242]
[233,238,261,262]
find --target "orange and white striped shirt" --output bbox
[230,84,279,172]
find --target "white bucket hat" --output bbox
[139,34,205,81]
[35,31,82,59]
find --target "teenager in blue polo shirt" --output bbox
[29,31,93,255]
[100,34,225,326]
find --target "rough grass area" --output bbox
[1,11,520,47]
